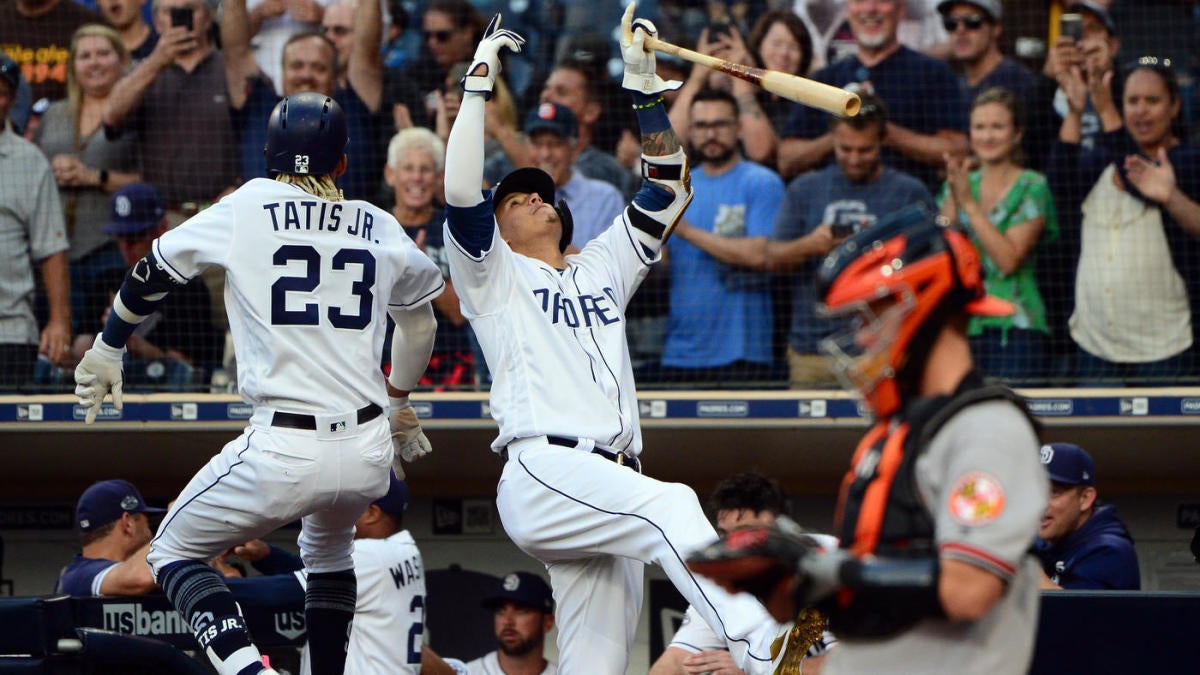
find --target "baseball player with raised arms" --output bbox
[442,7,782,673]
[73,92,444,675]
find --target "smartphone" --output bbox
[708,18,732,40]
[170,6,194,30]
[831,223,857,238]
[1060,13,1083,42]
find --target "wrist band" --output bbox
[632,96,664,111]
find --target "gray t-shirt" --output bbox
[36,101,140,260]
[772,165,933,353]
[826,400,1048,675]
[0,124,69,344]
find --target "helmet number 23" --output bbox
[270,244,376,329]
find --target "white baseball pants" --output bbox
[496,437,782,675]
[148,408,392,576]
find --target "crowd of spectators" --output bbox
[4,0,1200,392]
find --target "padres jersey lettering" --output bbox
[445,198,650,454]
[152,178,444,412]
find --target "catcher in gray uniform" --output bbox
[688,206,1048,675]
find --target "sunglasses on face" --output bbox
[942,14,987,32]
[424,29,453,43]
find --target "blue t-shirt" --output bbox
[56,555,118,596]
[773,165,933,354]
[663,160,784,368]
[783,46,967,189]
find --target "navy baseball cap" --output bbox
[76,480,167,532]
[0,53,18,94]
[104,183,165,236]
[482,571,554,614]
[1040,442,1096,486]
[936,0,1001,21]
[373,472,409,515]
[1066,1,1116,35]
[524,101,578,140]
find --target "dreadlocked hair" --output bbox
[274,173,343,201]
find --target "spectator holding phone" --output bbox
[939,87,1059,382]
[1047,56,1200,384]
[668,10,815,166]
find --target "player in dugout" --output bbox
[688,206,1048,675]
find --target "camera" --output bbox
[170,6,194,30]
[1060,13,1083,42]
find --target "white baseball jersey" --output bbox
[444,206,654,455]
[465,651,557,675]
[298,531,427,674]
[153,178,444,412]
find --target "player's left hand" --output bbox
[74,335,126,424]
[620,3,682,95]
[389,396,432,478]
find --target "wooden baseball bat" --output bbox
[648,35,860,117]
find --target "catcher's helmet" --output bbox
[264,92,348,177]
[815,205,1012,417]
[493,167,575,252]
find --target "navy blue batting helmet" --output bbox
[264,92,348,177]
[493,167,575,252]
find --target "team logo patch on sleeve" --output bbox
[947,472,1006,526]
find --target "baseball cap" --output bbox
[76,479,167,532]
[524,102,578,140]
[482,571,554,614]
[493,166,557,211]
[103,183,165,236]
[936,0,1001,21]
[1039,442,1096,486]
[372,472,409,515]
[0,53,18,94]
[1066,1,1117,36]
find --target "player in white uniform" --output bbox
[296,473,429,675]
[73,92,444,675]
[442,9,782,674]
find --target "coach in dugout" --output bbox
[55,479,166,596]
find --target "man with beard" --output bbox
[467,571,557,675]
[661,88,784,385]
[673,96,932,387]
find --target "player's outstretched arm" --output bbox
[444,14,524,210]
[619,4,692,248]
[74,252,186,423]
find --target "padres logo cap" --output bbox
[103,183,165,236]
[76,479,167,532]
[1040,442,1096,486]
[481,571,554,613]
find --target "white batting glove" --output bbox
[461,13,525,99]
[389,396,432,479]
[74,335,125,424]
[620,3,681,95]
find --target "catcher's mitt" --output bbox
[686,516,822,622]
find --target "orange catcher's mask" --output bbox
[814,205,1013,418]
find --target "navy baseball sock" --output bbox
[158,559,265,675]
[304,569,357,675]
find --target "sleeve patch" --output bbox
[946,471,1006,526]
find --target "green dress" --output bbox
[938,169,1059,338]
